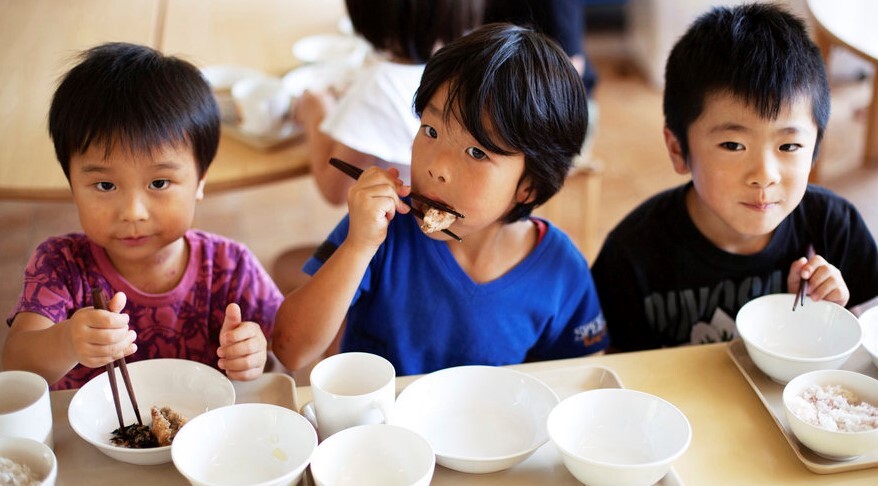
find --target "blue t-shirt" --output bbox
[304,215,608,375]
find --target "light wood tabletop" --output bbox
[807,0,878,169]
[0,0,346,200]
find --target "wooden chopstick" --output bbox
[328,157,463,242]
[792,244,816,311]
[92,289,143,426]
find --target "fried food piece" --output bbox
[420,207,457,234]
[150,406,187,446]
[110,424,158,448]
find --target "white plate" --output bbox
[200,64,266,91]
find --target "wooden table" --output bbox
[47,343,878,484]
[807,0,878,172]
[0,0,346,200]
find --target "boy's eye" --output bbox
[719,142,744,151]
[149,179,171,190]
[779,143,802,152]
[465,147,487,160]
[95,181,115,192]
[421,125,438,138]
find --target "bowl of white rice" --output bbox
[0,437,57,486]
[783,369,878,460]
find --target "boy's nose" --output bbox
[120,192,149,222]
[747,152,781,187]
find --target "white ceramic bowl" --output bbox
[391,365,559,474]
[783,369,878,460]
[172,403,317,486]
[292,33,370,67]
[547,389,691,486]
[859,306,878,369]
[200,65,266,92]
[0,437,57,486]
[310,424,434,486]
[68,359,236,465]
[736,294,862,384]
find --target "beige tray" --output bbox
[51,372,297,485]
[727,339,878,474]
[425,364,684,486]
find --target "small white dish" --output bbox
[310,424,434,486]
[736,294,862,384]
[200,65,266,91]
[68,359,236,465]
[172,403,317,486]
[292,33,370,67]
[391,365,559,474]
[0,437,57,486]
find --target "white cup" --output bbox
[304,352,395,441]
[231,76,291,136]
[0,371,53,449]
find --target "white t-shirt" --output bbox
[320,60,424,167]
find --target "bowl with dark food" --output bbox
[68,359,235,465]
[736,294,862,384]
[172,403,317,486]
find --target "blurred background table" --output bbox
[0,0,345,200]
[807,0,878,170]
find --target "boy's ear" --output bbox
[515,177,537,205]
[663,126,690,175]
[195,178,206,201]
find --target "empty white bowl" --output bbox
[391,365,559,474]
[68,359,236,465]
[292,33,370,67]
[859,306,878,369]
[783,369,878,460]
[0,437,57,486]
[172,403,317,486]
[736,294,862,384]
[310,424,434,486]
[548,389,691,486]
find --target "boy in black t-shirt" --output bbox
[592,3,878,351]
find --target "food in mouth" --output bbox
[110,406,188,448]
[420,207,457,234]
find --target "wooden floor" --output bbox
[1,44,876,357]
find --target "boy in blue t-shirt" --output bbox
[273,23,609,375]
[592,4,878,351]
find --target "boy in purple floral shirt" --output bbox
[2,43,283,390]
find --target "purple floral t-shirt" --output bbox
[7,230,283,390]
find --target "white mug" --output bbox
[305,352,395,441]
[0,371,53,449]
[231,76,291,136]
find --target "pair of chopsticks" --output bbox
[792,244,816,312]
[92,289,143,428]
[328,157,463,242]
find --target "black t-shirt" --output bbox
[591,183,878,351]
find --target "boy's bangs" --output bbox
[441,76,516,157]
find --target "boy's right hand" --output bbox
[346,167,411,251]
[66,291,136,368]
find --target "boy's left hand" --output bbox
[787,254,850,307]
[217,303,267,381]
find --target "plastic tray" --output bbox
[727,339,878,474]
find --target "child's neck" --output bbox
[108,237,190,294]
[446,219,538,284]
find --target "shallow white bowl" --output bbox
[783,369,878,460]
[391,365,559,474]
[310,424,434,486]
[859,306,878,369]
[736,294,862,384]
[68,359,236,465]
[172,403,317,486]
[200,65,266,91]
[0,437,57,486]
[548,389,691,486]
[292,33,370,67]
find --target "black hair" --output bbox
[49,42,220,179]
[415,23,588,223]
[345,0,485,64]
[663,3,830,161]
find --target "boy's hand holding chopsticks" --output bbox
[217,303,267,381]
[68,291,135,369]
[346,166,412,251]
[787,248,850,308]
